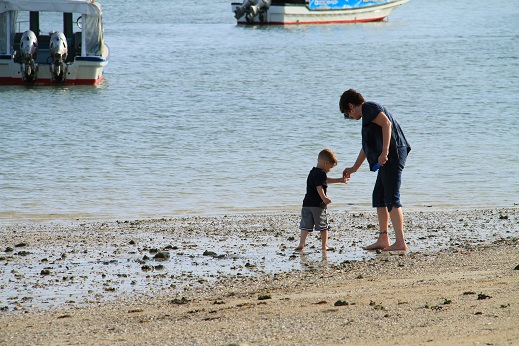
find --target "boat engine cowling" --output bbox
[247,0,271,22]
[234,0,253,19]
[49,31,68,82]
[234,0,271,23]
[19,30,38,82]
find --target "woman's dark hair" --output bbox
[339,88,365,113]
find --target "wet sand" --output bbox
[1,208,518,345]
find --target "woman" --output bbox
[340,88,411,251]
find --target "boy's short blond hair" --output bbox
[318,149,338,166]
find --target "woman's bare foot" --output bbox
[363,240,390,250]
[382,243,407,252]
[363,231,390,250]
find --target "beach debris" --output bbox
[314,301,328,305]
[40,269,52,276]
[154,252,170,261]
[370,300,385,310]
[463,291,476,296]
[513,264,519,270]
[128,309,144,313]
[334,300,349,306]
[203,250,225,259]
[477,293,491,300]
[499,214,509,220]
[258,294,271,300]
[244,262,256,268]
[202,316,220,321]
[170,297,190,305]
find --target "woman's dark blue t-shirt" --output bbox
[361,101,411,169]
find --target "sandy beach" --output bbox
[1,208,518,345]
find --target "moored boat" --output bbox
[232,0,410,25]
[0,0,109,85]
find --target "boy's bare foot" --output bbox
[382,243,408,252]
[294,246,304,251]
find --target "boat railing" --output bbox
[16,20,30,33]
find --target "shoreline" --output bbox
[0,207,518,344]
[1,204,517,225]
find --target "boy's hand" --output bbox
[323,197,332,205]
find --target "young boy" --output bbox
[295,149,347,252]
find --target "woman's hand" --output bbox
[343,167,355,179]
[378,152,389,166]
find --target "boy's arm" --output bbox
[328,177,348,184]
[316,186,332,205]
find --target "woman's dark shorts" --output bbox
[372,148,408,212]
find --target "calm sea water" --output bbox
[1,0,518,222]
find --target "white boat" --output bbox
[0,0,109,85]
[232,0,410,25]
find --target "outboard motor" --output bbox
[19,30,38,82]
[234,0,271,23]
[247,0,271,23]
[234,0,253,19]
[49,31,68,82]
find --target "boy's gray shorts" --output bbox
[299,207,328,232]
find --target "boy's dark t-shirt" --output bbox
[302,167,327,207]
[361,101,411,170]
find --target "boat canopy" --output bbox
[0,0,104,56]
[0,0,102,16]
